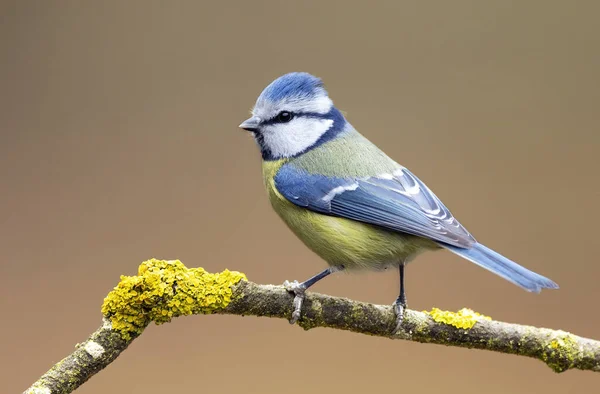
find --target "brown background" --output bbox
[2,1,599,393]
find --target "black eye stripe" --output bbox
[257,106,347,160]
[260,111,331,126]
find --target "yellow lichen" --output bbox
[101,259,247,339]
[550,333,576,350]
[424,307,492,329]
[545,331,579,372]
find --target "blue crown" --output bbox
[258,72,327,103]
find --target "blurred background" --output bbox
[2,1,599,393]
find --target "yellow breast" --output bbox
[261,160,434,269]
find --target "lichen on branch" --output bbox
[25,259,600,394]
[101,259,246,339]
[424,307,492,329]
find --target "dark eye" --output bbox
[276,111,294,123]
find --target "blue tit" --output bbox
[239,72,558,332]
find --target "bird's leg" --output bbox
[393,263,407,333]
[283,265,344,324]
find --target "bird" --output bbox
[239,72,558,332]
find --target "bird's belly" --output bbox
[272,195,436,270]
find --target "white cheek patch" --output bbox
[262,117,334,158]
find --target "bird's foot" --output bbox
[283,280,307,324]
[392,296,407,334]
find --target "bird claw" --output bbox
[283,280,306,324]
[392,299,406,334]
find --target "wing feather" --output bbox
[274,164,475,248]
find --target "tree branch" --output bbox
[24,259,600,394]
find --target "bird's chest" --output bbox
[262,160,313,231]
[261,160,429,269]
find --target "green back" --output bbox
[289,127,401,177]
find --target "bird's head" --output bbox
[239,72,347,160]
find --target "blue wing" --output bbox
[274,164,476,248]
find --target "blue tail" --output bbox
[440,242,559,293]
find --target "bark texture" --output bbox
[24,260,600,394]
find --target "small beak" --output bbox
[239,116,260,132]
